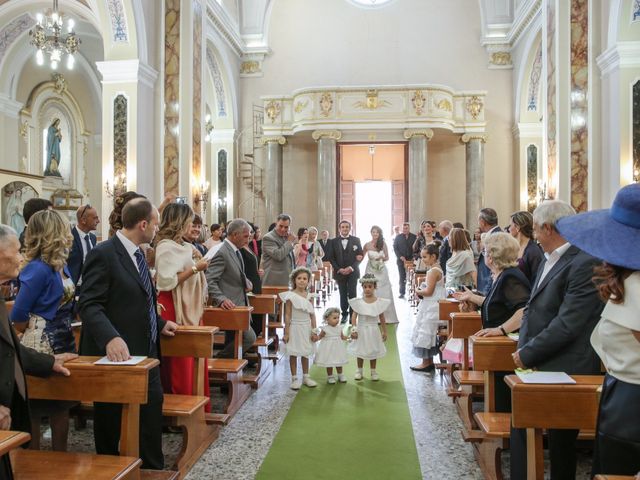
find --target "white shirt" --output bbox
[75,226,92,260]
[341,236,349,249]
[224,238,239,253]
[116,230,141,273]
[536,242,571,288]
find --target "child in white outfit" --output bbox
[347,274,389,381]
[314,307,349,384]
[280,266,318,390]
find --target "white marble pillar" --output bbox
[312,130,342,234]
[404,129,433,231]
[262,136,286,222]
[461,134,487,232]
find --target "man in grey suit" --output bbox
[260,213,298,286]
[509,200,605,480]
[206,218,256,358]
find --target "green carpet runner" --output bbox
[256,325,422,479]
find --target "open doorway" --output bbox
[338,143,407,240]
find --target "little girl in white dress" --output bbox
[280,266,319,390]
[348,274,389,381]
[410,242,445,372]
[314,307,349,384]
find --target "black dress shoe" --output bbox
[398,294,405,299]
[410,364,435,372]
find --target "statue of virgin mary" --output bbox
[44,118,62,177]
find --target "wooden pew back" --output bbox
[470,336,517,413]
[202,307,252,359]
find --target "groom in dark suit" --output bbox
[327,220,363,323]
[79,198,178,469]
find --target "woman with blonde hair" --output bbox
[155,202,209,397]
[10,209,76,450]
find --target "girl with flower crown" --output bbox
[347,273,389,381]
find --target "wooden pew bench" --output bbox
[434,299,461,382]
[160,326,219,478]
[506,374,603,480]
[26,357,159,479]
[202,307,252,425]
[466,335,518,480]
[245,294,277,386]
[0,430,30,456]
[261,285,289,363]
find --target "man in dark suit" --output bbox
[438,220,453,274]
[392,222,416,299]
[476,208,501,294]
[0,224,75,479]
[68,204,100,287]
[327,220,363,322]
[510,200,605,480]
[318,230,330,260]
[79,198,177,469]
[205,218,257,357]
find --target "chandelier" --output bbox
[29,0,81,70]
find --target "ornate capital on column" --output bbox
[460,133,488,144]
[260,135,287,146]
[312,130,342,141]
[403,128,434,140]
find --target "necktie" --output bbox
[235,250,245,274]
[0,312,26,399]
[134,249,158,344]
[83,234,93,260]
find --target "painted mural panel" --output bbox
[164,0,180,195]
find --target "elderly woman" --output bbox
[10,209,77,450]
[306,226,324,271]
[155,203,208,396]
[509,211,544,283]
[454,232,531,412]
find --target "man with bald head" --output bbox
[68,204,100,287]
[79,197,177,469]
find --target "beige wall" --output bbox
[242,0,515,227]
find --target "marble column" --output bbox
[262,136,286,222]
[461,134,487,233]
[404,129,433,231]
[312,130,341,233]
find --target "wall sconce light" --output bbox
[193,178,210,216]
[104,172,126,199]
[205,114,214,142]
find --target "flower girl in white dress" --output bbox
[280,267,319,390]
[314,307,349,384]
[348,274,389,381]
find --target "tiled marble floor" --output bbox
[41,258,594,479]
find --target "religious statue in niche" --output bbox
[1,182,38,233]
[44,118,63,177]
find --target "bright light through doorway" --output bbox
[354,181,392,242]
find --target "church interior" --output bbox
[0,0,639,479]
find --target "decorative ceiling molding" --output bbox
[0,13,34,67]
[261,85,487,136]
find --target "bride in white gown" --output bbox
[363,226,399,324]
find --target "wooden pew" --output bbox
[466,335,518,480]
[412,273,426,307]
[0,430,30,456]
[28,356,158,459]
[505,374,603,480]
[448,312,483,429]
[434,299,461,381]
[245,294,276,386]
[160,326,219,478]
[261,285,289,362]
[202,307,252,425]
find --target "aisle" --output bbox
[255,325,422,480]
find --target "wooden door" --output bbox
[392,179,405,229]
[340,180,355,233]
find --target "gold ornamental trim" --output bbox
[312,130,342,141]
[466,96,484,120]
[319,92,333,117]
[265,100,281,123]
[260,135,287,146]
[460,134,487,144]
[403,129,434,140]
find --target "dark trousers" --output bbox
[93,364,164,469]
[592,374,640,476]
[0,455,11,480]
[510,426,579,479]
[396,260,407,295]
[336,273,358,318]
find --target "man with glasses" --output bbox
[68,204,100,287]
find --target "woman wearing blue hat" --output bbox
[556,183,640,477]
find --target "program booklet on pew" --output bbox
[515,370,576,384]
[94,356,147,366]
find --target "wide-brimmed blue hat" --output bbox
[556,183,640,270]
